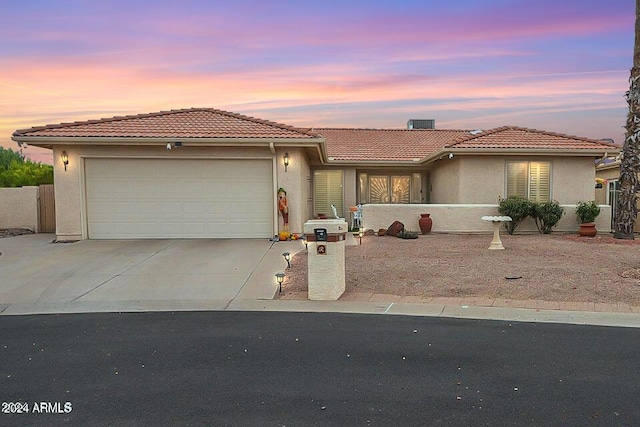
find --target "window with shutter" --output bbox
[313,170,343,217]
[529,162,550,203]
[506,162,528,198]
[506,161,551,202]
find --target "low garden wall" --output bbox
[362,204,612,234]
[0,186,40,232]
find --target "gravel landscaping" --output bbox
[277,233,640,306]
[0,228,34,238]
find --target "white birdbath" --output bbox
[481,216,512,250]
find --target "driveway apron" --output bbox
[0,235,273,308]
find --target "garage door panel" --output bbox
[160,202,183,217]
[85,159,273,239]
[113,222,136,235]
[136,223,158,235]
[183,202,205,215]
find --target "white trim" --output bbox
[272,153,279,236]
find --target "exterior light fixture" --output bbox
[283,152,290,172]
[61,151,69,171]
[359,228,364,245]
[282,251,291,269]
[166,142,172,150]
[275,272,286,293]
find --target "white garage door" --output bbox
[85,158,273,239]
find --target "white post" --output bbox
[303,219,348,300]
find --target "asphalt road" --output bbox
[1,311,639,426]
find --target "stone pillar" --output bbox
[303,219,348,300]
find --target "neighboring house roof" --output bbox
[12,108,320,140]
[316,128,470,161]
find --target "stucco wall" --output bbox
[362,203,612,234]
[551,157,596,203]
[458,157,504,204]
[275,147,311,234]
[0,186,39,232]
[52,144,283,240]
[429,158,460,203]
[431,156,598,205]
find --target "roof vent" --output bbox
[407,119,435,130]
[470,129,483,135]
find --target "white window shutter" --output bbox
[529,162,550,203]
[506,162,528,198]
[314,171,343,216]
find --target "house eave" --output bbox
[417,147,618,164]
[446,148,619,156]
[324,159,427,167]
[11,135,327,156]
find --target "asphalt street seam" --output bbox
[225,240,277,308]
[70,242,177,302]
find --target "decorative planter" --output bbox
[578,222,597,237]
[418,213,433,235]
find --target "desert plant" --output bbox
[575,201,601,224]
[397,230,419,239]
[531,200,565,234]
[498,196,533,234]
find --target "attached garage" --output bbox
[12,108,325,241]
[85,158,273,239]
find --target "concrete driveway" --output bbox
[0,234,299,314]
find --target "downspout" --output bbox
[270,142,279,238]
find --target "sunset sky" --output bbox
[0,0,634,163]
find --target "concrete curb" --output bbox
[2,299,639,328]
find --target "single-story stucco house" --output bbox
[12,108,619,240]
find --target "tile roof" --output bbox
[318,126,619,162]
[446,126,620,151]
[13,108,320,139]
[13,107,619,162]
[316,128,470,161]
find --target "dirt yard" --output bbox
[278,233,640,306]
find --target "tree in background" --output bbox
[0,147,53,187]
[0,147,24,169]
[614,0,640,240]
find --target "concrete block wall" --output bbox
[0,186,39,232]
[362,204,612,234]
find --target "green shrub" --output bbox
[397,230,419,239]
[575,201,600,224]
[531,200,564,234]
[498,196,533,235]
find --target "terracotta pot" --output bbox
[419,213,433,234]
[578,222,597,237]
